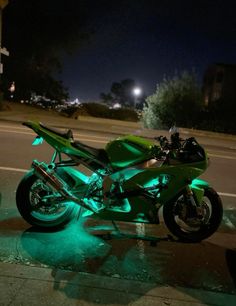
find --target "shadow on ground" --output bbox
[18,218,236,293]
[226,249,236,289]
[1,210,236,303]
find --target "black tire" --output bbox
[163,187,223,242]
[16,171,74,229]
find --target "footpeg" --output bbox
[82,198,104,213]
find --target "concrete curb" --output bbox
[1,102,236,142]
[0,112,236,141]
[1,113,236,152]
[1,262,236,306]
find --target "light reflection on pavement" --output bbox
[1,172,236,295]
[1,205,236,295]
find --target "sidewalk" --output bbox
[1,262,236,306]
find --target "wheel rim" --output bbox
[173,194,212,233]
[29,180,72,222]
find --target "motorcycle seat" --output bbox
[40,123,73,139]
[72,141,110,163]
[39,123,109,164]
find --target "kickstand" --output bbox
[76,206,83,221]
[111,220,124,237]
[110,220,164,246]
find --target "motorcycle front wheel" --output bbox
[16,171,75,229]
[163,187,223,242]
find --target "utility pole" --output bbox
[0,0,9,74]
[0,0,9,107]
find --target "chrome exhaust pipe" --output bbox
[31,160,98,213]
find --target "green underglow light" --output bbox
[144,175,170,189]
[191,178,209,187]
[123,142,142,156]
[111,168,143,181]
[32,136,44,146]
[144,178,158,189]
[20,221,111,269]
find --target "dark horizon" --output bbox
[4,0,236,102]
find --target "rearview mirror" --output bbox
[169,125,179,134]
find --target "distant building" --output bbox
[202,63,236,106]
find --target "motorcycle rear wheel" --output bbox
[16,171,75,229]
[163,187,223,242]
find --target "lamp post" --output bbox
[133,87,142,108]
[0,0,8,107]
[0,0,9,74]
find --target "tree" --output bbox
[200,97,236,133]
[99,92,113,105]
[142,71,203,129]
[101,79,146,108]
[2,0,90,101]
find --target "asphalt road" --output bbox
[0,121,236,296]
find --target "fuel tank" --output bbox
[105,135,157,168]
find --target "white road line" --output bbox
[1,166,236,200]
[208,153,236,160]
[223,216,235,229]
[0,124,27,130]
[1,126,236,157]
[218,192,236,198]
[0,129,108,143]
[0,166,28,173]
[0,128,109,142]
[0,124,110,138]
[208,149,236,155]
[0,130,34,136]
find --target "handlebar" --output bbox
[154,134,205,163]
[155,132,182,150]
[154,136,169,149]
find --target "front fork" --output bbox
[185,184,206,218]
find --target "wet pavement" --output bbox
[1,173,236,299]
[1,114,236,304]
[1,204,236,297]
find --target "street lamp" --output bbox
[133,87,142,108]
[133,87,142,96]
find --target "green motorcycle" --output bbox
[16,121,223,242]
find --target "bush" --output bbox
[142,71,203,129]
[82,103,111,118]
[65,103,139,122]
[109,108,139,121]
[197,105,236,134]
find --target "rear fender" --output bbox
[23,121,90,158]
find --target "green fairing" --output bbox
[25,121,94,159]
[16,120,223,243]
[19,120,218,227]
[96,164,205,222]
[106,135,158,168]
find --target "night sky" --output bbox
[4,0,236,101]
